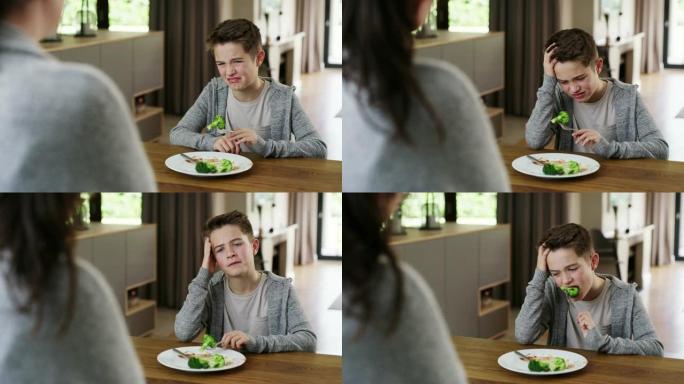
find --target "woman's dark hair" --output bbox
[545,28,599,67]
[0,0,24,19]
[0,194,81,335]
[343,194,404,337]
[343,0,444,142]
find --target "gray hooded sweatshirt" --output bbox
[169,78,327,158]
[515,269,664,356]
[174,268,316,353]
[526,75,668,160]
[0,22,156,192]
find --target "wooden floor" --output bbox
[500,68,684,161]
[158,69,342,161]
[150,259,342,356]
[499,261,684,359]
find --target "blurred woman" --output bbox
[343,193,468,383]
[343,0,509,192]
[0,195,145,383]
[0,0,155,191]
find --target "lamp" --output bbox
[420,193,442,231]
[75,0,97,38]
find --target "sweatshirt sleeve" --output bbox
[525,75,560,150]
[515,269,554,344]
[169,83,219,151]
[591,93,669,160]
[246,284,317,353]
[584,292,664,356]
[249,93,328,158]
[174,268,213,342]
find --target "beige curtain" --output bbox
[288,193,318,265]
[295,0,323,73]
[149,0,221,115]
[635,0,665,74]
[645,193,675,266]
[142,193,213,309]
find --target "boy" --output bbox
[169,19,327,158]
[526,28,668,160]
[174,210,316,353]
[515,223,663,356]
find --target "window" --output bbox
[665,0,684,67]
[401,193,497,227]
[318,193,342,258]
[325,0,343,67]
[58,0,149,35]
[434,0,490,33]
[676,193,684,260]
[108,0,150,32]
[101,193,143,225]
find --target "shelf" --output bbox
[126,299,156,317]
[479,299,509,317]
[134,106,164,123]
[486,107,504,118]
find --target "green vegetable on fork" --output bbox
[207,115,225,131]
[551,111,570,125]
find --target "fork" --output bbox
[558,123,575,132]
[180,153,197,163]
[514,350,532,361]
[173,348,193,358]
[526,155,548,165]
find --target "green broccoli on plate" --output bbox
[528,357,567,372]
[542,160,581,176]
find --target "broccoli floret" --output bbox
[218,159,233,173]
[200,334,217,351]
[551,111,570,125]
[566,160,580,175]
[207,115,225,131]
[209,354,226,368]
[528,359,550,372]
[195,161,217,174]
[549,357,567,371]
[561,286,580,297]
[542,163,564,175]
[188,357,209,369]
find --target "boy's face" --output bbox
[209,224,259,278]
[213,42,265,92]
[546,247,598,301]
[554,58,603,103]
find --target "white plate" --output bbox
[165,152,253,177]
[512,153,600,179]
[497,348,588,376]
[157,346,246,373]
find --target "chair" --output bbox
[590,229,621,279]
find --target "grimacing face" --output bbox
[213,42,265,92]
[209,224,259,278]
[546,247,598,301]
[554,58,604,103]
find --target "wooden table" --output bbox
[499,144,684,191]
[144,142,341,192]
[132,337,341,384]
[453,336,684,383]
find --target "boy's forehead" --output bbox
[213,42,251,58]
[554,61,591,81]
[547,248,584,269]
[210,225,247,242]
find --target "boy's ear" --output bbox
[252,237,260,256]
[590,251,600,271]
[255,49,266,67]
[594,57,604,75]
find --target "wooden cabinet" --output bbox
[390,224,510,338]
[41,31,165,141]
[75,223,157,336]
[415,32,505,138]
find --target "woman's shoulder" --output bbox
[413,57,480,99]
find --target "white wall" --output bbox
[601,193,646,235]
[559,0,635,43]
[567,193,604,231]
[211,193,290,236]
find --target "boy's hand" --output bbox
[213,136,241,154]
[220,330,251,350]
[572,129,602,147]
[537,244,551,272]
[543,43,559,77]
[201,237,216,274]
[229,128,259,146]
[577,311,596,337]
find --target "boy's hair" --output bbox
[204,210,254,239]
[538,223,593,258]
[206,19,263,57]
[545,28,599,67]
